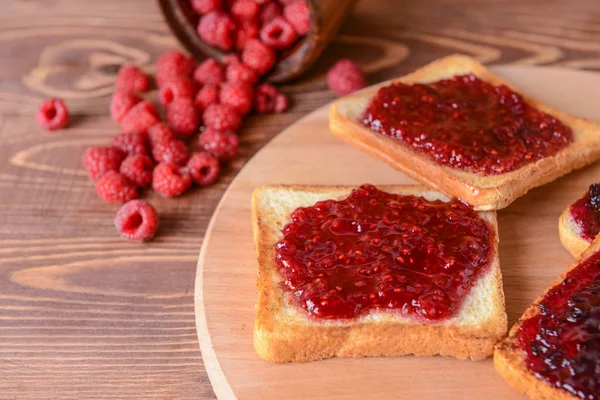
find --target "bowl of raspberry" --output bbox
[158,0,357,82]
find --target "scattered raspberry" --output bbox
[36,98,69,131]
[193,58,225,86]
[111,132,150,156]
[197,11,237,51]
[195,84,220,111]
[203,104,242,131]
[284,0,310,35]
[159,77,197,106]
[95,171,139,203]
[152,139,190,165]
[225,62,259,84]
[275,92,289,113]
[220,82,253,115]
[152,162,192,198]
[148,123,176,146]
[167,98,201,137]
[222,54,240,66]
[234,21,259,50]
[191,0,222,14]
[156,51,196,87]
[326,59,366,96]
[115,64,150,93]
[241,39,276,75]
[187,152,221,186]
[230,0,259,21]
[110,91,141,123]
[114,200,159,242]
[255,83,286,113]
[119,154,154,187]
[198,128,239,162]
[259,1,282,24]
[260,17,298,50]
[82,146,126,181]
[120,102,159,134]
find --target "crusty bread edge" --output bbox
[252,184,507,363]
[558,205,591,258]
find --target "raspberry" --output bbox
[114,200,159,242]
[278,0,298,5]
[260,17,298,50]
[198,128,239,162]
[119,154,154,187]
[95,171,138,203]
[191,0,222,14]
[197,11,237,51]
[120,102,159,134]
[275,92,289,113]
[111,131,150,158]
[225,62,258,84]
[195,84,220,111]
[284,0,310,35]
[167,98,201,137]
[152,139,190,165]
[156,51,195,87]
[231,0,259,21]
[203,104,242,131]
[187,152,220,186]
[159,77,197,106]
[115,65,150,93]
[222,54,240,66]
[234,21,259,50]
[259,1,282,25]
[152,162,192,198]
[193,58,225,86]
[110,91,141,123]
[220,82,254,115]
[241,39,276,75]
[255,83,286,113]
[36,98,69,131]
[326,59,366,96]
[82,146,126,181]
[148,123,176,146]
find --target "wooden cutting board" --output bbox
[195,66,600,399]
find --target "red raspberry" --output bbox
[254,83,287,113]
[95,171,138,203]
[198,128,239,162]
[114,200,159,242]
[241,39,276,75]
[222,54,240,66]
[148,123,176,146]
[120,102,159,134]
[260,17,298,50]
[220,82,254,115]
[197,11,237,51]
[152,162,192,197]
[326,59,366,96]
[36,98,69,131]
[187,152,220,186]
[156,51,195,87]
[275,92,289,112]
[110,91,141,123]
[111,132,150,155]
[119,154,154,187]
[82,146,126,181]
[284,0,310,35]
[278,0,298,5]
[152,139,190,165]
[159,77,197,106]
[235,21,259,50]
[191,0,222,14]
[193,58,225,86]
[203,104,242,131]
[231,0,259,21]
[225,62,258,84]
[259,1,282,24]
[195,84,220,111]
[167,98,201,137]
[115,64,150,93]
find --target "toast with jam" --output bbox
[252,184,507,362]
[329,55,600,210]
[559,183,600,257]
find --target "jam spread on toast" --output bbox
[361,74,573,174]
[275,185,494,321]
[516,252,600,399]
[570,184,600,242]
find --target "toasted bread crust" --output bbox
[253,184,507,363]
[558,207,591,258]
[329,55,600,210]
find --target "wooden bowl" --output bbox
[157,0,358,83]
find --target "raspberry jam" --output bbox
[361,74,573,174]
[570,184,600,242]
[516,252,600,399]
[275,185,494,321]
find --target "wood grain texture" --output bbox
[2,0,600,398]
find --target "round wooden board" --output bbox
[195,66,600,400]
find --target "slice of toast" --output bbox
[494,237,600,400]
[329,55,600,211]
[559,204,591,258]
[252,184,507,363]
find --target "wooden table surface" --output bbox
[2,0,600,398]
